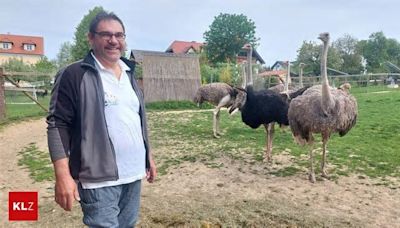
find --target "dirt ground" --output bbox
[1,118,400,227]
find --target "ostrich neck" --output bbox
[247,48,253,86]
[284,62,290,92]
[299,66,304,87]
[321,40,334,111]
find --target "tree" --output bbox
[0,58,32,72]
[56,41,74,68]
[295,41,320,75]
[385,38,400,67]
[200,64,219,83]
[358,32,400,73]
[33,57,57,73]
[219,63,232,83]
[358,32,388,73]
[70,6,104,61]
[295,40,342,76]
[203,13,259,64]
[332,34,364,74]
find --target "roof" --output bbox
[237,48,265,64]
[165,40,204,54]
[0,34,44,55]
[130,49,198,63]
[258,70,287,77]
[258,66,298,77]
[271,61,289,70]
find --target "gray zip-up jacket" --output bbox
[47,52,150,182]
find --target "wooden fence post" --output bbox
[0,68,5,120]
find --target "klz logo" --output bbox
[9,192,38,221]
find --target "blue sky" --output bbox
[1,0,399,66]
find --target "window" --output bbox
[0,42,12,49]
[23,44,35,51]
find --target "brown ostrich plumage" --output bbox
[194,82,242,138]
[288,33,358,182]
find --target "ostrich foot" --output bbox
[216,132,224,136]
[321,170,329,179]
[213,133,220,139]
[309,173,316,183]
[263,156,272,163]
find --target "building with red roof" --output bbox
[0,33,44,64]
[165,40,204,54]
[165,40,265,64]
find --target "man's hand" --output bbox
[146,156,157,183]
[53,158,80,211]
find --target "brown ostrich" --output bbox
[288,32,358,182]
[193,82,242,138]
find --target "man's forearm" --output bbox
[53,158,71,179]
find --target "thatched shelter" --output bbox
[131,50,201,103]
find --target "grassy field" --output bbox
[149,86,400,184]
[7,85,400,226]
[0,94,49,126]
[8,86,400,184]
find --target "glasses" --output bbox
[94,31,126,41]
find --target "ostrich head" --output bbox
[228,87,247,115]
[318,32,330,43]
[242,43,252,50]
[338,82,352,93]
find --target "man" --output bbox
[47,11,156,227]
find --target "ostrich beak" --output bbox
[229,107,239,115]
[318,32,329,40]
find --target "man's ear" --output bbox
[87,32,94,46]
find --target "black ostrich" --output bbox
[230,44,309,162]
[229,85,309,160]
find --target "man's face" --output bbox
[88,19,126,64]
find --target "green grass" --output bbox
[149,87,400,181]
[0,95,49,127]
[146,100,213,110]
[8,85,400,183]
[18,143,54,182]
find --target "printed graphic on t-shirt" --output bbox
[104,92,118,106]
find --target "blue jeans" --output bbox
[77,180,142,228]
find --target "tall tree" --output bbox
[385,38,400,67]
[70,6,104,61]
[295,41,321,76]
[295,40,341,76]
[358,32,388,73]
[56,41,74,68]
[204,13,259,64]
[332,34,364,74]
[358,32,400,73]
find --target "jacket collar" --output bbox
[81,50,135,73]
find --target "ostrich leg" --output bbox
[213,107,221,138]
[321,133,329,178]
[216,109,222,136]
[263,123,275,162]
[213,95,231,138]
[309,143,316,183]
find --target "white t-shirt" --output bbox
[80,54,146,189]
